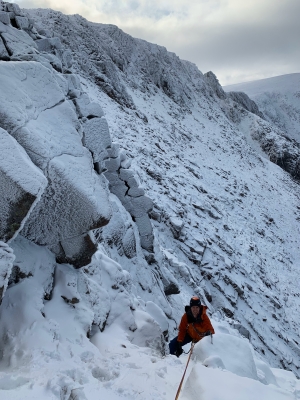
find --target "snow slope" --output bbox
[0,2,299,399]
[1,237,300,400]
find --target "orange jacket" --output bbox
[177,305,215,343]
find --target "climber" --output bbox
[169,296,215,357]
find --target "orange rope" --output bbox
[174,342,195,400]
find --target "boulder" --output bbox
[74,94,104,118]
[119,168,139,188]
[0,11,10,25]
[169,216,184,239]
[106,143,120,158]
[83,117,112,163]
[128,187,144,197]
[39,52,62,72]
[22,153,112,250]
[59,233,98,269]
[0,61,64,133]
[134,214,154,251]
[12,101,83,171]
[109,180,128,200]
[64,73,82,98]
[122,227,136,258]
[124,195,153,218]
[5,3,22,15]
[134,214,153,237]
[35,37,63,55]
[61,49,73,71]
[14,16,30,30]
[37,28,53,38]
[119,168,135,181]
[139,233,154,253]
[106,181,154,251]
[1,24,37,56]
[104,155,121,172]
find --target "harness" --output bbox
[189,322,207,340]
[186,305,206,341]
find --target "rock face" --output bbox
[250,118,300,181]
[0,4,155,266]
[204,71,227,100]
[1,21,38,56]
[105,166,154,252]
[0,241,15,304]
[224,73,300,142]
[0,8,116,267]
[227,91,265,119]
[0,61,112,267]
[224,74,300,180]
[0,127,47,242]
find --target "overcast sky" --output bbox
[17,0,300,85]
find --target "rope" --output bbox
[174,342,195,400]
[174,333,214,399]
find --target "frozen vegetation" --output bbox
[0,2,299,399]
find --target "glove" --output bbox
[175,342,183,357]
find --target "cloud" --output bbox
[17,0,300,85]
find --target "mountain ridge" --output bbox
[23,6,300,373]
[0,4,299,397]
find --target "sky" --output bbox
[17,0,300,86]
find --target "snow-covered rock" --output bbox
[193,333,258,380]
[0,60,112,267]
[224,74,300,179]
[0,21,37,56]
[74,94,104,119]
[0,127,47,242]
[0,241,15,303]
[224,73,300,142]
[5,2,22,15]
[0,11,10,26]
[227,91,265,119]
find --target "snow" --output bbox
[0,3,299,400]
[193,334,258,380]
[1,261,299,400]
[182,365,295,400]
